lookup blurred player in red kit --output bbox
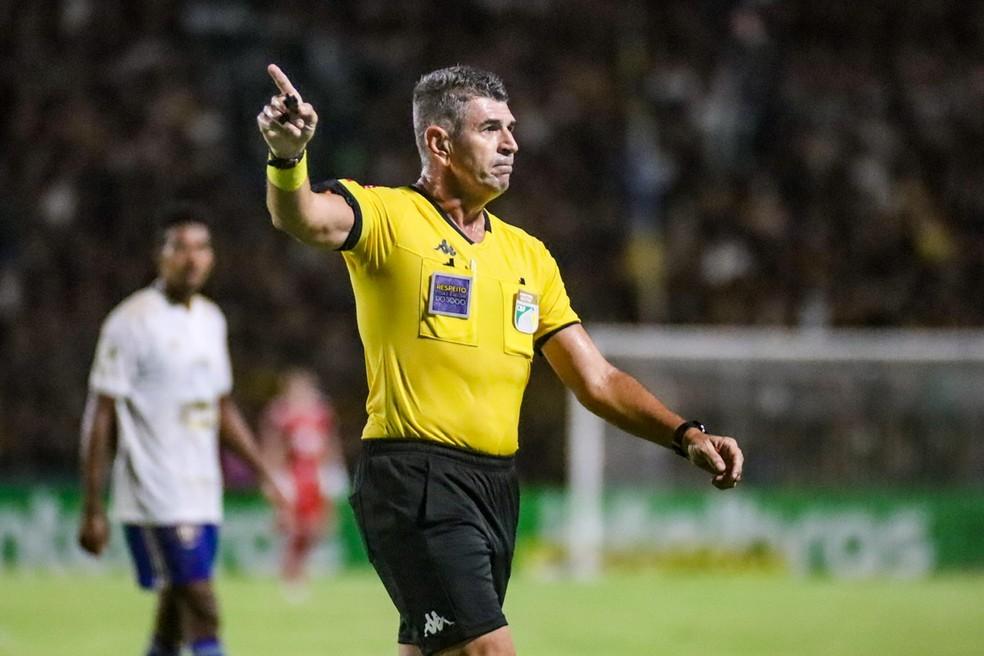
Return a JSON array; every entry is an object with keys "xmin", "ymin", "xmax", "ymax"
[{"xmin": 260, "ymin": 368, "xmax": 347, "ymax": 590}]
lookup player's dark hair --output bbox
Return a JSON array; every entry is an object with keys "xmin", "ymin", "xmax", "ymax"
[
  {"xmin": 154, "ymin": 202, "xmax": 212, "ymax": 252},
  {"xmin": 412, "ymin": 65, "xmax": 509, "ymax": 160}
]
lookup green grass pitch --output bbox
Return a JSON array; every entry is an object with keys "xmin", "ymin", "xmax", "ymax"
[{"xmin": 1, "ymin": 571, "xmax": 981, "ymax": 655}]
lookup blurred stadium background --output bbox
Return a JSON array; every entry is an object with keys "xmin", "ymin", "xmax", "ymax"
[{"xmin": 2, "ymin": 1, "xmax": 983, "ymax": 654}]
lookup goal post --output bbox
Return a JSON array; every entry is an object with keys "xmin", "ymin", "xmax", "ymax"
[{"xmin": 565, "ymin": 325, "xmax": 984, "ymax": 578}]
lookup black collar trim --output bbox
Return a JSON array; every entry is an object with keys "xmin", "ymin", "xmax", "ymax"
[{"xmin": 408, "ymin": 184, "xmax": 491, "ymax": 245}]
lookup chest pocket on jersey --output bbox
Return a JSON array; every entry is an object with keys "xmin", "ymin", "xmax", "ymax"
[
  {"xmin": 418, "ymin": 257, "xmax": 478, "ymax": 347},
  {"xmin": 501, "ymin": 281, "xmax": 536, "ymax": 359}
]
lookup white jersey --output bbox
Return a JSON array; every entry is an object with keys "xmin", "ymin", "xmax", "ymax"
[{"xmin": 87, "ymin": 284, "xmax": 232, "ymax": 524}]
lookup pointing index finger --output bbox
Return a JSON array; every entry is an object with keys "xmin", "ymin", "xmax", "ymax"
[{"xmin": 267, "ymin": 64, "xmax": 302, "ymax": 103}]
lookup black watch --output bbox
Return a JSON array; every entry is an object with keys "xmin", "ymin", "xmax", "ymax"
[
  {"xmin": 671, "ymin": 420, "xmax": 705, "ymax": 458},
  {"xmin": 267, "ymin": 150, "xmax": 305, "ymax": 169}
]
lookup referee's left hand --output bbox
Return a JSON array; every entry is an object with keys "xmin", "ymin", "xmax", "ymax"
[{"xmin": 683, "ymin": 431, "xmax": 743, "ymax": 489}]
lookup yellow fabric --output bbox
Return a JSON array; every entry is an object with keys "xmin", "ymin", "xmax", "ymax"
[
  {"xmin": 266, "ymin": 151, "xmax": 308, "ymax": 191},
  {"xmin": 332, "ymin": 179, "xmax": 580, "ymax": 456}
]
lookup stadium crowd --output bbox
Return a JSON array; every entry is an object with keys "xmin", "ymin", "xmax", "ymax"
[{"xmin": 1, "ymin": 0, "xmax": 982, "ymax": 480}]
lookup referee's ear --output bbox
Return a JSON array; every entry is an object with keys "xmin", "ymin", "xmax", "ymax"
[{"xmin": 424, "ymin": 125, "xmax": 452, "ymax": 165}]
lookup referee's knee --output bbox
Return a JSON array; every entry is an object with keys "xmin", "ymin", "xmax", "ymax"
[{"xmin": 448, "ymin": 626, "xmax": 516, "ymax": 656}]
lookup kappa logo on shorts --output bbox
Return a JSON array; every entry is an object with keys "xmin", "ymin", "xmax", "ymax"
[{"xmin": 423, "ymin": 611, "xmax": 455, "ymax": 637}]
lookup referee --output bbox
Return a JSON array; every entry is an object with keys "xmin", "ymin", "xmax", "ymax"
[{"xmin": 257, "ymin": 64, "xmax": 743, "ymax": 656}]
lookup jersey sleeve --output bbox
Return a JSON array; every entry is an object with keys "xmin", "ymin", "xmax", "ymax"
[
  {"xmin": 88, "ymin": 312, "xmax": 139, "ymax": 398},
  {"xmin": 533, "ymin": 244, "xmax": 581, "ymax": 351},
  {"xmin": 312, "ymin": 178, "xmax": 398, "ymax": 269}
]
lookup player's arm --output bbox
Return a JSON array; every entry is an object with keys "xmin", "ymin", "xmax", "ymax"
[
  {"xmin": 541, "ymin": 324, "xmax": 743, "ymax": 489},
  {"xmin": 258, "ymin": 407, "xmax": 287, "ymax": 473},
  {"xmin": 256, "ymin": 64, "xmax": 355, "ymax": 250},
  {"xmin": 218, "ymin": 396, "xmax": 287, "ymax": 507},
  {"xmin": 78, "ymin": 394, "xmax": 118, "ymax": 556}
]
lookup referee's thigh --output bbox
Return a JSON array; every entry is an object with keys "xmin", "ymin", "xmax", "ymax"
[{"xmin": 350, "ymin": 447, "xmax": 516, "ymax": 653}]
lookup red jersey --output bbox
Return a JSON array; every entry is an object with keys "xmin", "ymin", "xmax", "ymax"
[{"xmin": 263, "ymin": 396, "xmax": 337, "ymax": 514}]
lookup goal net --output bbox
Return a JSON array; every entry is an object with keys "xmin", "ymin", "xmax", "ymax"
[{"xmin": 565, "ymin": 325, "xmax": 984, "ymax": 577}]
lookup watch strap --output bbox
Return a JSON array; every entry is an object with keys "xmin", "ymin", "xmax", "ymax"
[
  {"xmin": 671, "ymin": 420, "xmax": 705, "ymax": 458},
  {"xmin": 267, "ymin": 150, "xmax": 306, "ymax": 169}
]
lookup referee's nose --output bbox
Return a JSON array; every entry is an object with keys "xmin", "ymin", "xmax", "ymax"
[{"xmin": 499, "ymin": 127, "xmax": 518, "ymax": 156}]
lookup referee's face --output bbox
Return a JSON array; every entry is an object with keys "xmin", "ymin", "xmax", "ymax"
[
  {"xmin": 449, "ymin": 97, "xmax": 518, "ymax": 200},
  {"xmin": 159, "ymin": 222, "xmax": 215, "ymax": 300}
]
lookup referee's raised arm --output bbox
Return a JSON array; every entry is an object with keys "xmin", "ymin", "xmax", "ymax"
[{"xmin": 257, "ymin": 64, "xmax": 355, "ymax": 250}]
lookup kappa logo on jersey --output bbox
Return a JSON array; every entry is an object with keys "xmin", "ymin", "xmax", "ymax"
[
  {"xmin": 423, "ymin": 611, "xmax": 455, "ymax": 637},
  {"xmin": 434, "ymin": 239, "xmax": 457, "ymax": 257}
]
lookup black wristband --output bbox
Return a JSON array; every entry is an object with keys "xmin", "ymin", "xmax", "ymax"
[
  {"xmin": 671, "ymin": 420, "xmax": 705, "ymax": 458},
  {"xmin": 267, "ymin": 150, "xmax": 305, "ymax": 169}
]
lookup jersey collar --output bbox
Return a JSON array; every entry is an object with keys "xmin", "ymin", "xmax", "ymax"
[
  {"xmin": 151, "ymin": 279, "xmax": 198, "ymax": 310},
  {"xmin": 408, "ymin": 183, "xmax": 491, "ymax": 245}
]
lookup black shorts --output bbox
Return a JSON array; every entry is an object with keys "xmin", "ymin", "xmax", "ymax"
[{"xmin": 349, "ymin": 438, "xmax": 519, "ymax": 655}]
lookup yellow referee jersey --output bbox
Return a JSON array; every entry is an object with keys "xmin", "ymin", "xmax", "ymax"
[{"xmin": 321, "ymin": 179, "xmax": 580, "ymax": 456}]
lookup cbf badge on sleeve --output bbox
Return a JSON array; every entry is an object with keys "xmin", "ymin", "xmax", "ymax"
[
  {"xmin": 513, "ymin": 291, "xmax": 539, "ymax": 334},
  {"xmin": 429, "ymin": 272, "xmax": 473, "ymax": 318}
]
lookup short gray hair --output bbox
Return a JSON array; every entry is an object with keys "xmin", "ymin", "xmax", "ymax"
[{"xmin": 412, "ymin": 65, "xmax": 509, "ymax": 160}]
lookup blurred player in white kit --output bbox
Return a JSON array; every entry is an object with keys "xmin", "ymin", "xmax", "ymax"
[{"xmin": 78, "ymin": 203, "xmax": 283, "ymax": 656}]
